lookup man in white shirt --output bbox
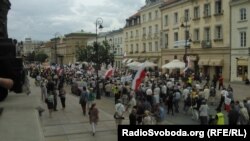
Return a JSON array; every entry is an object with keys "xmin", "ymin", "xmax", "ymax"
[{"xmin": 115, "ymin": 99, "xmax": 125, "ymax": 128}]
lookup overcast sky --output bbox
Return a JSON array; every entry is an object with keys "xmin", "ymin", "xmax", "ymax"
[{"xmin": 7, "ymin": 0, "xmax": 145, "ymax": 41}]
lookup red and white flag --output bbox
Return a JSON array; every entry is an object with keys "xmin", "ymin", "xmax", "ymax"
[
  {"xmin": 132, "ymin": 66, "xmax": 146, "ymax": 91},
  {"xmin": 104, "ymin": 68, "xmax": 114, "ymax": 79}
]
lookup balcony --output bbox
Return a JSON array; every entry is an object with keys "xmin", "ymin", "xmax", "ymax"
[
  {"xmin": 201, "ymin": 40, "xmax": 212, "ymax": 48},
  {"xmin": 134, "ymin": 51, "xmax": 139, "ymax": 53},
  {"xmin": 129, "ymin": 51, "xmax": 133, "ymax": 54}
]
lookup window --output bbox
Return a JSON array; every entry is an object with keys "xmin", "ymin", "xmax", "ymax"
[
  {"xmin": 148, "ymin": 12, "xmax": 152, "ymax": 21},
  {"xmin": 126, "ymin": 32, "xmax": 128, "ymax": 38},
  {"xmin": 143, "ymin": 43, "xmax": 146, "ymax": 52},
  {"xmin": 204, "ymin": 3, "xmax": 211, "ymax": 17},
  {"xmin": 164, "ymin": 15, "xmax": 168, "ymax": 26},
  {"xmin": 142, "ymin": 14, "xmax": 146, "ymax": 22},
  {"xmin": 136, "ymin": 44, "xmax": 139, "ymax": 52},
  {"xmin": 130, "ymin": 44, "xmax": 133, "ymax": 52},
  {"xmin": 194, "ymin": 29, "xmax": 200, "ymax": 41},
  {"xmin": 165, "ymin": 34, "xmax": 168, "ymax": 48},
  {"xmin": 136, "ymin": 30, "xmax": 139, "ymax": 37},
  {"xmin": 143, "ymin": 27, "xmax": 146, "ymax": 36},
  {"xmin": 240, "ymin": 31, "xmax": 246, "ymax": 47},
  {"xmin": 240, "ymin": 8, "xmax": 246, "ymax": 21},
  {"xmin": 215, "ymin": 0, "xmax": 222, "ymax": 14},
  {"xmin": 204, "ymin": 27, "xmax": 210, "ymax": 41},
  {"xmin": 215, "ymin": 25, "xmax": 222, "ymax": 39},
  {"xmin": 155, "ymin": 41, "xmax": 158, "ymax": 52},
  {"xmin": 155, "ymin": 24, "xmax": 158, "ymax": 33},
  {"xmin": 155, "ymin": 10, "xmax": 158, "ymax": 19},
  {"xmin": 184, "ymin": 9, "xmax": 189, "ymax": 21},
  {"xmin": 130, "ymin": 31, "xmax": 133, "ymax": 38},
  {"xmin": 149, "ymin": 26, "xmax": 152, "ymax": 34},
  {"xmin": 174, "ymin": 32, "xmax": 178, "ymax": 47},
  {"xmin": 174, "ymin": 12, "xmax": 178, "ymax": 24},
  {"xmin": 149, "ymin": 42, "xmax": 152, "ymax": 52},
  {"xmin": 194, "ymin": 6, "xmax": 200, "ymax": 19}
]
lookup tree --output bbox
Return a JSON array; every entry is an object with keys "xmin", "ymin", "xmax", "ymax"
[
  {"xmin": 76, "ymin": 40, "xmax": 113, "ymax": 68},
  {"xmin": 34, "ymin": 52, "xmax": 48, "ymax": 63}
]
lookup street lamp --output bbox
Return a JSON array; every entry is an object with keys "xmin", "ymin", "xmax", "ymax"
[
  {"xmin": 109, "ymin": 38, "xmax": 115, "ymax": 67},
  {"xmin": 95, "ymin": 18, "xmax": 103, "ymax": 99},
  {"xmin": 54, "ymin": 32, "xmax": 60, "ymax": 65},
  {"xmin": 180, "ymin": 17, "xmax": 192, "ymax": 70}
]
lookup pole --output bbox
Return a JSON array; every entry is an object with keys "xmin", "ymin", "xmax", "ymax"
[
  {"xmin": 184, "ymin": 19, "xmax": 188, "ymax": 68},
  {"xmin": 55, "ymin": 35, "xmax": 57, "ymax": 64},
  {"xmin": 95, "ymin": 18, "xmax": 103, "ymax": 99}
]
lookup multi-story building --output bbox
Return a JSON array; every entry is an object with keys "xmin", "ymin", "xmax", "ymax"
[
  {"xmin": 230, "ymin": 0, "xmax": 250, "ymax": 82},
  {"xmin": 108, "ymin": 29, "xmax": 124, "ymax": 68},
  {"xmin": 63, "ymin": 31, "xmax": 96, "ymax": 64},
  {"xmin": 124, "ymin": 0, "xmax": 163, "ymax": 66},
  {"xmin": 87, "ymin": 30, "xmax": 124, "ymax": 68},
  {"xmin": 161, "ymin": 0, "xmax": 231, "ymax": 81}
]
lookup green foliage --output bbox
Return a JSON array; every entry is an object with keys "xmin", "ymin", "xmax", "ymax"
[
  {"xmin": 34, "ymin": 52, "xmax": 48, "ymax": 62},
  {"xmin": 76, "ymin": 40, "xmax": 114, "ymax": 68}
]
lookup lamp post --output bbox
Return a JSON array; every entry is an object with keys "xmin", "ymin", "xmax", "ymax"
[
  {"xmin": 180, "ymin": 17, "xmax": 191, "ymax": 70},
  {"xmin": 54, "ymin": 32, "xmax": 60, "ymax": 65},
  {"xmin": 95, "ymin": 18, "xmax": 103, "ymax": 99},
  {"xmin": 109, "ymin": 38, "xmax": 115, "ymax": 67}
]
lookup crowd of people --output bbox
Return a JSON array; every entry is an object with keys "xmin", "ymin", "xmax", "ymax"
[{"xmin": 27, "ymin": 63, "xmax": 250, "ymax": 134}]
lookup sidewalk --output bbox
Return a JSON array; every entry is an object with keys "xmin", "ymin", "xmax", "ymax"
[
  {"xmin": 40, "ymin": 89, "xmax": 120, "ymax": 141},
  {"xmin": 0, "ymin": 89, "xmax": 44, "ymax": 141}
]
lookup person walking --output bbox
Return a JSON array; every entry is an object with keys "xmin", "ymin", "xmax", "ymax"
[
  {"xmin": 46, "ymin": 93, "xmax": 54, "ymax": 118},
  {"xmin": 58, "ymin": 87, "xmax": 66, "ymax": 110},
  {"xmin": 114, "ymin": 99, "xmax": 125, "ymax": 128},
  {"xmin": 79, "ymin": 86, "xmax": 89, "ymax": 116},
  {"xmin": 46, "ymin": 76, "xmax": 58, "ymax": 111},
  {"xmin": 89, "ymin": 103, "xmax": 99, "ymax": 136},
  {"xmin": 199, "ymin": 100, "xmax": 209, "ymax": 125}
]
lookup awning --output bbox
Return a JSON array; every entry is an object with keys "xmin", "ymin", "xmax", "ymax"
[
  {"xmin": 198, "ymin": 59, "xmax": 209, "ymax": 66},
  {"xmin": 209, "ymin": 59, "xmax": 223, "ymax": 66},
  {"xmin": 238, "ymin": 59, "xmax": 248, "ymax": 66},
  {"xmin": 138, "ymin": 58, "xmax": 146, "ymax": 62},
  {"xmin": 122, "ymin": 58, "xmax": 128, "ymax": 64},
  {"xmin": 150, "ymin": 58, "xmax": 159, "ymax": 63}
]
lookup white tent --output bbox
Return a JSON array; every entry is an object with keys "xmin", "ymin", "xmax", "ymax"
[{"xmin": 162, "ymin": 59, "xmax": 185, "ymax": 69}]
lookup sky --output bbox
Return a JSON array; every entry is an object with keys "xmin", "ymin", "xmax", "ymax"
[{"xmin": 7, "ymin": 0, "xmax": 145, "ymax": 41}]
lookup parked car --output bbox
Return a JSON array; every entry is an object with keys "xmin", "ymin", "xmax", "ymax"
[{"xmin": 71, "ymin": 81, "xmax": 85, "ymax": 96}]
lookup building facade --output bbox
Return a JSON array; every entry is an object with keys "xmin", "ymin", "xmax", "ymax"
[
  {"xmin": 230, "ymin": 0, "xmax": 250, "ymax": 82},
  {"xmin": 124, "ymin": 0, "xmax": 164, "ymax": 67},
  {"xmin": 63, "ymin": 31, "xmax": 96, "ymax": 64},
  {"xmin": 161, "ymin": 0, "xmax": 231, "ymax": 81}
]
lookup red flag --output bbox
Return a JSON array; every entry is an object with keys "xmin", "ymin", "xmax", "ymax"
[
  {"xmin": 104, "ymin": 68, "xmax": 113, "ymax": 79},
  {"xmin": 132, "ymin": 67, "xmax": 146, "ymax": 91}
]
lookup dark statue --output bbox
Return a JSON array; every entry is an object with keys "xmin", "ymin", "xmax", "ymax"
[
  {"xmin": 0, "ymin": 0, "xmax": 11, "ymax": 38},
  {"xmin": 0, "ymin": 0, "xmax": 25, "ymax": 102}
]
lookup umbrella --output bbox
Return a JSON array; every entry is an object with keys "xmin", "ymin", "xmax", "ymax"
[
  {"xmin": 162, "ymin": 59, "xmax": 185, "ymax": 69},
  {"xmin": 126, "ymin": 61, "xmax": 142, "ymax": 70}
]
